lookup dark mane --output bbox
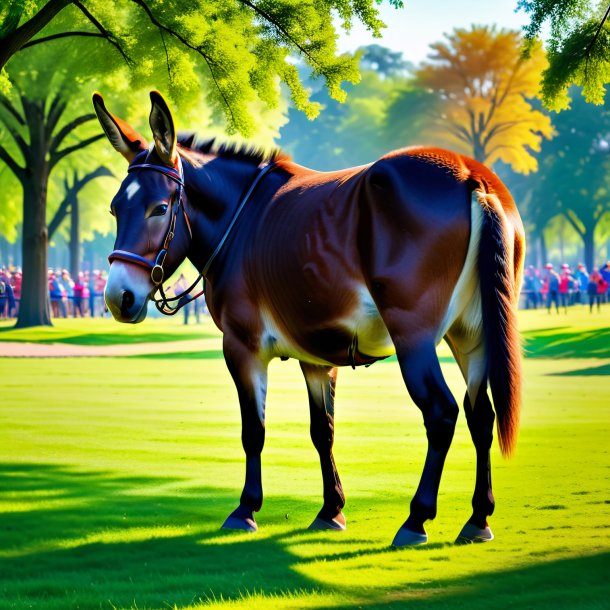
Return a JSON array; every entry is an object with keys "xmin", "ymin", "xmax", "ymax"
[{"xmin": 177, "ymin": 132, "xmax": 288, "ymax": 165}]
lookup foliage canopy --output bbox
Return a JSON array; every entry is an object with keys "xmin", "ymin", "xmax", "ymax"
[
  {"xmin": 518, "ymin": 0, "xmax": 610, "ymax": 110},
  {"xmin": 0, "ymin": 0, "xmax": 403, "ymax": 136}
]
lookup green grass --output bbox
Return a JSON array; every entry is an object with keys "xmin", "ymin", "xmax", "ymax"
[{"xmin": 0, "ymin": 308, "xmax": 608, "ymax": 609}]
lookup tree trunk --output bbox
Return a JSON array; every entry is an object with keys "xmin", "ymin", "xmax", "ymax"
[
  {"xmin": 558, "ymin": 217, "xmax": 565, "ymax": 263},
  {"xmin": 583, "ymin": 225, "xmax": 596, "ymax": 272},
  {"xmin": 15, "ymin": 99, "xmax": 52, "ymax": 328},
  {"xmin": 539, "ymin": 230, "xmax": 548, "ymax": 267},
  {"xmin": 16, "ymin": 175, "xmax": 51, "ymax": 327},
  {"xmin": 69, "ymin": 195, "xmax": 80, "ymax": 278},
  {"xmin": 526, "ymin": 229, "xmax": 539, "ymax": 267}
]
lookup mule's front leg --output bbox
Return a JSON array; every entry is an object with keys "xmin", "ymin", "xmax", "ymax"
[
  {"xmin": 300, "ymin": 363, "xmax": 346, "ymax": 531},
  {"xmin": 221, "ymin": 334, "xmax": 268, "ymax": 532}
]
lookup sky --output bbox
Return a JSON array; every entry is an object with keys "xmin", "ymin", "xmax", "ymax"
[{"xmin": 336, "ymin": 0, "xmax": 532, "ymax": 63}]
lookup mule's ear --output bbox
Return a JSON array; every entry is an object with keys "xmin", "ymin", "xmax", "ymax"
[
  {"xmin": 149, "ymin": 90, "xmax": 177, "ymax": 166},
  {"xmin": 92, "ymin": 92, "xmax": 148, "ymax": 162}
]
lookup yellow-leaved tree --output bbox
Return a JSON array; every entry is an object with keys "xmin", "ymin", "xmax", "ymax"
[{"xmin": 414, "ymin": 25, "xmax": 554, "ymax": 174}]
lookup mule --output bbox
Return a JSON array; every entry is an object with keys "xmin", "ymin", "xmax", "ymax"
[{"xmin": 93, "ymin": 90, "xmax": 524, "ymax": 545}]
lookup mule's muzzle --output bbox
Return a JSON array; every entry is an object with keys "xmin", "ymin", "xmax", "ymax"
[
  {"xmin": 106, "ymin": 287, "xmax": 148, "ymax": 323},
  {"xmin": 120, "ymin": 289, "xmax": 135, "ymax": 316},
  {"xmin": 105, "ymin": 261, "xmax": 152, "ymax": 323}
]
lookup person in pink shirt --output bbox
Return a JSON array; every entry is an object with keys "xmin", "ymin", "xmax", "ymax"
[{"xmin": 558, "ymin": 264, "xmax": 572, "ymax": 312}]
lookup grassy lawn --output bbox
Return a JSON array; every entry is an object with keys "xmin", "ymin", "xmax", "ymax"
[
  {"xmin": 0, "ymin": 316, "xmax": 215, "ymax": 345},
  {"xmin": 0, "ymin": 308, "xmax": 608, "ymax": 609}
]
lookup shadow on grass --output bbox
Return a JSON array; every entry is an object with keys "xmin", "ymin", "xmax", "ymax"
[
  {"xmin": 549, "ymin": 362, "xmax": 610, "ymax": 377},
  {"xmin": 316, "ymin": 552, "xmax": 609, "ymax": 609},
  {"xmin": 1, "ymin": 463, "xmax": 608, "ymax": 609},
  {"xmin": 0, "ymin": 463, "xmax": 342, "ymax": 609},
  {"xmin": 522, "ymin": 327, "xmax": 610, "ymax": 359}
]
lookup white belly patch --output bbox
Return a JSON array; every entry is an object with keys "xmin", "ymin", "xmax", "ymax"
[
  {"xmin": 258, "ymin": 287, "xmax": 394, "ymax": 365},
  {"xmin": 339, "ymin": 286, "xmax": 395, "ymax": 358}
]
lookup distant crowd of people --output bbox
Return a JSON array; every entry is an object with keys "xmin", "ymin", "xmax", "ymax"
[
  {"xmin": 0, "ymin": 266, "xmax": 207, "ymax": 323},
  {"xmin": 47, "ymin": 269, "xmax": 108, "ymax": 318},
  {"xmin": 0, "ymin": 267, "xmax": 110, "ymax": 319},
  {"xmin": 2, "ymin": 261, "xmax": 609, "ymax": 321},
  {"xmin": 522, "ymin": 262, "xmax": 610, "ymax": 313}
]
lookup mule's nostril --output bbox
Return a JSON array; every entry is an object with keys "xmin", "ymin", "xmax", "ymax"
[{"xmin": 121, "ymin": 289, "xmax": 135, "ymax": 314}]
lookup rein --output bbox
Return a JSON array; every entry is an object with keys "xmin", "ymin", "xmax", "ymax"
[{"xmin": 108, "ymin": 156, "xmax": 275, "ymax": 315}]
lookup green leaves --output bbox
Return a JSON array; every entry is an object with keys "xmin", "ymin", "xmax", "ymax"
[
  {"xmin": 0, "ymin": 0, "xmax": 398, "ymax": 136},
  {"xmin": 519, "ymin": 0, "xmax": 610, "ymax": 109},
  {"xmin": 541, "ymin": 17, "xmax": 610, "ymax": 110}
]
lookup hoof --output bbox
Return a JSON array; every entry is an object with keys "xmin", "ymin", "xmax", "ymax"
[
  {"xmin": 309, "ymin": 511, "xmax": 346, "ymax": 531},
  {"xmin": 392, "ymin": 526, "xmax": 428, "ymax": 547},
  {"xmin": 455, "ymin": 522, "xmax": 494, "ymax": 544},
  {"xmin": 221, "ymin": 507, "xmax": 257, "ymax": 532}
]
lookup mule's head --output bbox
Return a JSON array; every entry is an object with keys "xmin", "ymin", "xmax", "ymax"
[{"xmin": 93, "ymin": 91, "xmax": 190, "ymax": 323}]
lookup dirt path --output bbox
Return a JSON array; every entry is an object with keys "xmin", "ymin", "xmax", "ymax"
[{"xmin": 0, "ymin": 338, "xmax": 222, "ymax": 358}]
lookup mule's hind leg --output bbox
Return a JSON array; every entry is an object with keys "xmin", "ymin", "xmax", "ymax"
[
  {"xmin": 301, "ymin": 363, "xmax": 346, "ymax": 530},
  {"xmin": 392, "ymin": 342, "xmax": 459, "ymax": 547},
  {"xmin": 446, "ymin": 337, "xmax": 496, "ymax": 543},
  {"xmin": 455, "ymin": 387, "xmax": 495, "ymax": 543},
  {"xmin": 221, "ymin": 334, "xmax": 268, "ymax": 532}
]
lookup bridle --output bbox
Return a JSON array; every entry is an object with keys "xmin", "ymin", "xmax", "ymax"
[{"xmin": 108, "ymin": 154, "xmax": 275, "ymax": 315}]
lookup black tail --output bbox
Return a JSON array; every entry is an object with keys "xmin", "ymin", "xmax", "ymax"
[{"xmin": 477, "ymin": 195, "xmax": 522, "ymax": 457}]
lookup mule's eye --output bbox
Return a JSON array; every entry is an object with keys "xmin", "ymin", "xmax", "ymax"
[{"xmin": 150, "ymin": 204, "xmax": 168, "ymax": 217}]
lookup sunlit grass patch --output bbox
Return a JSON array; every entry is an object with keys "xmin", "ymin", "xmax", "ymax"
[{"xmin": 0, "ymin": 309, "xmax": 608, "ymax": 608}]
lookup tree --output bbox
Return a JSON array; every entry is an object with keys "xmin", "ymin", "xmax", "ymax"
[
  {"xmin": 412, "ymin": 26, "xmax": 554, "ymax": 173},
  {"xmin": 47, "ymin": 166, "xmax": 113, "ymax": 277},
  {"xmin": 383, "ymin": 86, "xmax": 440, "ymax": 151},
  {"xmin": 0, "ymin": 23, "xmax": 125, "ymax": 327},
  {"xmin": 358, "ymin": 43, "xmax": 412, "ymax": 78},
  {"xmin": 518, "ymin": 0, "xmax": 610, "ymax": 110},
  {"xmin": 531, "ymin": 88, "xmax": 610, "ymax": 270},
  {"xmin": 0, "ymin": 0, "xmax": 404, "ymax": 135},
  {"xmin": 0, "ymin": 93, "xmax": 105, "ymax": 326},
  {"xmin": 499, "ymin": 87, "xmax": 610, "ymax": 270},
  {"xmin": 280, "ymin": 50, "xmax": 404, "ymax": 169}
]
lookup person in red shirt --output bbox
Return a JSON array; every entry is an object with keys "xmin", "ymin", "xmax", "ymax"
[
  {"xmin": 73, "ymin": 272, "xmax": 85, "ymax": 317},
  {"xmin": 588, "ymin": 267, "xmax": 605, "ymax": 313}
]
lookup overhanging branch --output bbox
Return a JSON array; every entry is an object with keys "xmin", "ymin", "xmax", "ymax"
[
  {"xmin": 72, "ymin": 0, "xmax": 133, "ymax": 66},
  {"xmin": 49, "ymin": 165, "xmax": 113, "ymax": 238},
  {"xmin": 0, "ymin": 143, "xmax": 25, "ymax": 182},
  {"xmin": 236, "ymin": 0, "xmax": 321, "ymax": 70},
  {"xmin": 585, "ymin": 3, "xmax": 610, "ymax": 59},
  {"xmin": 563, "ymin": 209, "xmax": 585, "ymax": 238},
  {"xmin": 50, "ymin": 132, "xmax": 105, "ymax": 168},
  {"xmin": 50, "ymin": 113, "xmax": 97, "ymax": 154},
  {"xmin": 128, "ymin": 0, "xmax": 237, "ymax": 127},
  {"xmin": 0, "ymin": 96, "xmax": 25, "ymax": 126},
  {"xmin": 0, "ymin": 0, "xmax": 71, "ymax": 72},
  {"xmin": 21, "ymin": 31, "xmax": 107, "ymax": 49}
]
